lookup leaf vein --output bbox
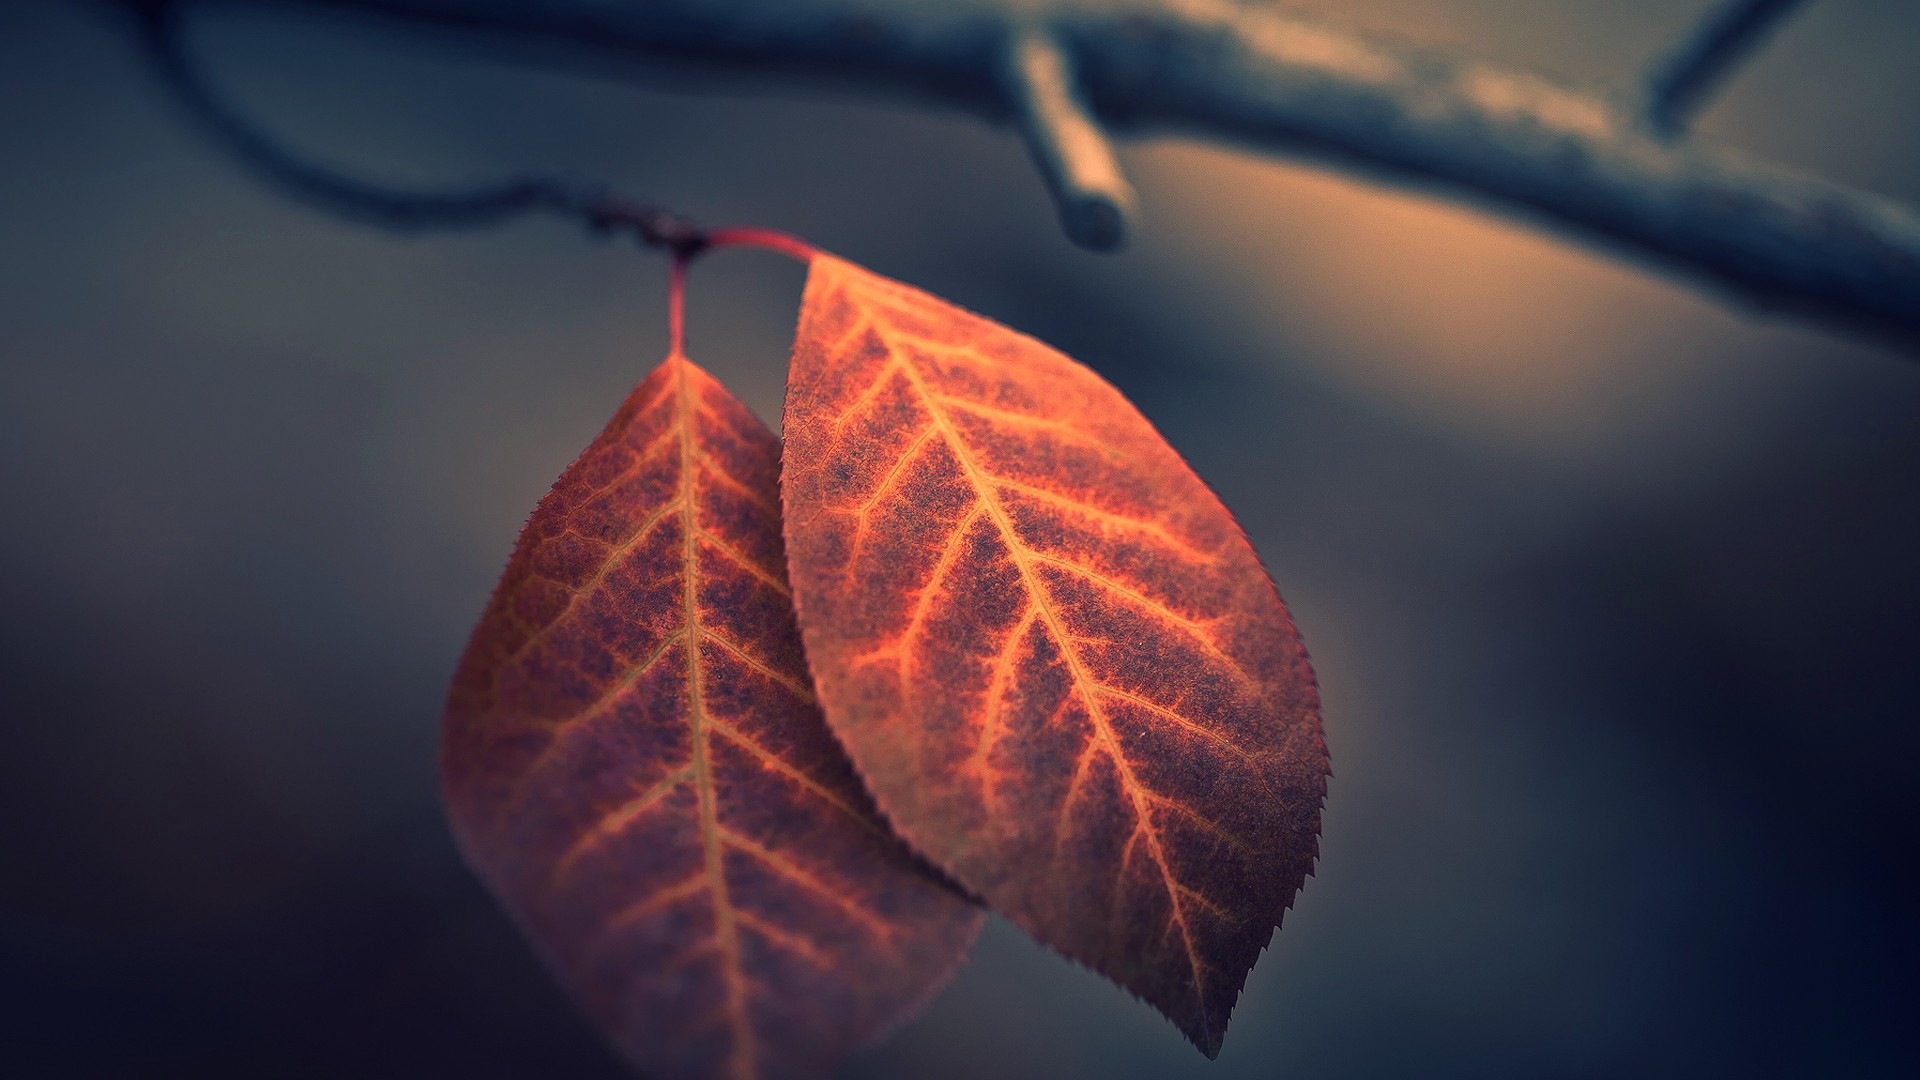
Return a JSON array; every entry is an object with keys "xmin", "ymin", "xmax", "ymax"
[
  {"xmin": 697, "ymin": 525, "xmax": 792, "ymax": 598},
  {"xmin": 505, "ymin": 629, "xmax": 687, "ymax": 814},
  {"xmin": 549, "ymin": 765, "xmax": 695, "ymax": 889},
  {"xmin": 872, "ymin": 321, "xmax": 1212, "ymax": 1021},
  {"xmin": 494, "ymin": 494, "xmax": 684, "ymax": 675},
  {"xmin": 1027, "ymin": 552, "xmax": 1253, "ymax": 688},
  {"xmin": 1090, "ymin": 681, "xmax": 1269, "ymax": 780},
  {"xmin": 931, "ymin": 394, "xmax": 1126, "ymax": 459},
  {"xmin": 704, "ymin": 715, "xmax": 880, "ymax": 837},
  {"xmin": 677, "ymin": 362, "xmax": 756, "ymax": 1080},
  {"xmin": 1139, "ymin": 789, "xmax": 1259, "ymax": 861},
  {"xmin": 718, "ymin": 828, "xmax": 897, "ymax": 943},
  {"xmin": 971, "ymin": 603, "xmax": 1041, "ymax": 810},
  {"xmin": 895, "ymin": 501, "xmax": 986, "ymax": 672},
  {"xmin": 733, "ymin": 909, "xmax": 834, "ymax": 969},
  {"xmin": 600, "ymin": 873, "xmax": 711, "ymax": 937},
  {"xmin": 990, "ymin": 475, "xmax": 1220, "ymax": 565},
  {"xmin": 696, "ymin": 448, "xmax": 779, "ymax": 516},
  {"xmin": 832, "ymin": 354, "xmax": 904, "ymax": 434},
  {"xmin": 701, "ymin": 627, "xmax": 816, "ymax": 704}
]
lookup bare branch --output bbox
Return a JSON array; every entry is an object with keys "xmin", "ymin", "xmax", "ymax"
[
  {"xmin": 1645, "ymin": 0, "xmax": 1812, "ymax": 137},
  {"xmin": 127, "ymin": 0, "xmax": 707, "ymax": 249},
  {"xmin": 121, "ymin": 0, "xmax": 1920, "ymax": 349},
  {"xmin": 1000, "ymin": 26, "xmax": 1136, "ymax": 251}
]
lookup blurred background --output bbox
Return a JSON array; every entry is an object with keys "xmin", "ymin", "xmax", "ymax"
[{"xmin": 3, "ymin": 1, "xmax": 1917, "ymax": 1077}]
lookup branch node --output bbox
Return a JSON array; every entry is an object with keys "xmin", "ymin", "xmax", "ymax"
[{"xmin": 1000, "ymin": 26, "xmax": 1137, "ymax": 252}]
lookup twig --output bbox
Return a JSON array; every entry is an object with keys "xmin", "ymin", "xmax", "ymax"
[
  {"xmin": 1645, "ymin": 0, "xmax": 1812, "ymax": 137},
  {"xmin": 1000, "ymin": 26, "xmax": 1136, "ymax": 251},
  {"xmin": 128, "ymin": 0, "xmax": 707, "ymax": 251},
  {"xmin": 114, "ymin": 0, "xmax": 1920, "ymax": 349}
]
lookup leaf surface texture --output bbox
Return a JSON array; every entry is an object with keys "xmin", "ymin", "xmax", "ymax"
[
  {"xmin": 442, "ymin": 354, "xmax": 981, "ymax": 1080},
  {"xmin": 781, "ymin": 256, "xmax": 1327, "ymax": 1055}
]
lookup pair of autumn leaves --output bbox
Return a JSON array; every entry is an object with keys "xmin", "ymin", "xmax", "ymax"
[{"xmin": 440, "ymin": 248, "xmax": 1328, "ymax": 1080}]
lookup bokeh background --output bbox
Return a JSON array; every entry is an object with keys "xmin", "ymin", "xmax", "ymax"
[{"xmin": 4, "ymin": 1, "xmax": 1917, "ymax": 1077}]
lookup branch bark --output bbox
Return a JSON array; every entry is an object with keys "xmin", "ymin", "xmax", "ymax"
[
  {"xmin": 1645, "ymin": 0, "xmax": 1811, "ymax": 137},
  {"xmin": 148, "ymin": 0, "xmax": 1920, "ymax": 349}
]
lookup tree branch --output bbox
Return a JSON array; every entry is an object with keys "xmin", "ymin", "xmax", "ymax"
[
  {"xmin": 1000, "ymin": 25, "xmax": 1136, "ymax": 252},
  {"xmin": 1645, "ymin": 0, "xmax": 1811, "ymax": 138},
  {"xmin": 127, "ymin": 0, "xmax": 1920, "ymax": 350},
  {"xmin": 129, "ymin": 0, "xmax": 710, "ymax": 249}
]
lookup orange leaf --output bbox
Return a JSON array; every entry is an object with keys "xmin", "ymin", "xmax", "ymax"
[
  {"xmin": 441, "ymin": 354, "xmax": 982, "ymax": 1080},
  {"xmin": 780, "ymin": 255, "xmax": 1328, "ymax": 1055}
]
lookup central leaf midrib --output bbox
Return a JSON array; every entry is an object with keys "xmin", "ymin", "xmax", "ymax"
[
  {"xmin": 676, "ymin": 359, "xmax": 757, "ymax": 1080},
  {"xmin": 869, "ymin": 317, "xmax": 1213, "ymax": 1032}
]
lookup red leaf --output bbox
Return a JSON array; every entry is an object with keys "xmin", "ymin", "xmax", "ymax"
[
  {"xmin": 441, "ymin": 354, "xmax": 982, "ymax": 1080},
  {"xmin": 780, "ymin": 255, "xmax": 1327, "ymax": 1055}
]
